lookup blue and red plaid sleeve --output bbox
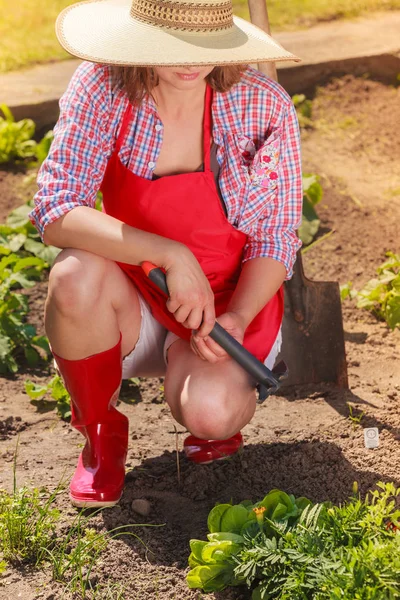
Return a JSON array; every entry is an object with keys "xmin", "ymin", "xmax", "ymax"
[
  {"xmin": 29, "ymin": 62, "xmax": 116, "ymax": 239},
  {"xmin": 242, "ymin": 97, "xmax": 302, "ymax": 278}
]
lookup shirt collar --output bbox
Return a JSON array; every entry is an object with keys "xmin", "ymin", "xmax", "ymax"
[{"xmin": 142, "ymin": 93, "xmax": 158, "ymax": 115}]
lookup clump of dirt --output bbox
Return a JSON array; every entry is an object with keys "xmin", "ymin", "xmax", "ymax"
[
  {"xmin": 0, "ymin": 75, "xmax": 399, "ymax": 600},
  {"xmin": 0, "ymin": 415, "xmax": 25, "ymax": 440}
]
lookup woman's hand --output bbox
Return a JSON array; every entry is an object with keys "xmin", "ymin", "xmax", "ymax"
[
  {"xmin": 163, "ymin": 246, "xmax": 215, "ymax": 336},
  {"xmin": 190, "ymin": 311, "xmax": 246, "ymax": 363}
]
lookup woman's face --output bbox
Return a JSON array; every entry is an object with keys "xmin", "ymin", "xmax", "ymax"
[{"xmin": 153, "ymin": 66, "xmax": 215, "ymax": 91}]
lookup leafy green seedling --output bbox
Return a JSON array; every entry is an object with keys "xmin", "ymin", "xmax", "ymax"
[
  {"xmin": 346, "ymin": 402, "xmax": 365, "ymax": 430},
  {"xmin": 292, "ymin": 94, "xmax": 313, "ymax": 128},
  {"xmin": 344, "ymin": 252, "xmax": 400, "ymax": 330},
  {"xmin": 0, "ymin": 253, "xmax": 50, "ymax": 373},
  {"xmin": 0, "ymin": 104, "xmax": 53, "ymax": 166},
  {"xmin": 299, "ymin": 174, "xmax": 323, "ymax": 246},
  {"xmin": 25, "ymin": 375, "xmax": 71, "ymax": 420},
  {"xmin": 356, "ymin": 252, "xmax": 400, "ymax": 330}
]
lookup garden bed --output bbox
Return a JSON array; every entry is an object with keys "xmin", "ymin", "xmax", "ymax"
[{"xmin": 0, "ymin": 75, "xmax": 399, "ymax": 599}]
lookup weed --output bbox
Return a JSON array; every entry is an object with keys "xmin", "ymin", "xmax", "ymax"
[
  {"xmin": 346, "ymin": 402, "xmax": 365, "ymax": 429},
  {"xmin": 92, "ymin": 580, "xmax": 127, "ymax": 599},
  {"xmin": 337, "ymin": 116, "xmax": 359, "ymax": 129},
  {"xmin": 0, "ymin": 201, "xmax": 59, "ymax": 374},
  {"xmin": 0, "ymin": 441, "xmax": 64, "ymax": 565},
  {"xmin": 292, "ymin": 94, "xmax": 313, "ymax": 128},
  {"xmin": 384, "ymin": 187, "xmax": 400, "ymax": 198},
  {"xmin": 298, "ymin": 174, "xmax": 323, "ymax": 245},
  {"xmin": 355, "ymin": 253, "xmax": 400, "ymax": 330},
  {"xmin": 1, "ymin": 441, "xmax": 164, "ymax": 598},
  {"xmin": 0, "ymin": 105, "xmax": 53, "ymax": 166},
  {"xmin": 25, "ymin": 374, "xmax": 71, "ymax": 420}
]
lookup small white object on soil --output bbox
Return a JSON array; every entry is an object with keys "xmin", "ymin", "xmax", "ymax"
[
  {"xmin": 364, "ymin": 427, "xmax": 380, "ymax": 449},
  {"xmin": 131, "ymin": 498, "xmax": 151, "ymax": 516}
]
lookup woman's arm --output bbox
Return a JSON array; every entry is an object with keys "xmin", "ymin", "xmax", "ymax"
[
  {"xmin": 226, "ymin": 256, "xmax": 286, "ymax": 328},
  {"xmin": 43, "ymin": 205, "xmax": 176, "ymax": 267}
]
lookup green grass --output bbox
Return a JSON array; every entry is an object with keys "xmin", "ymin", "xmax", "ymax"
[
  {"xmin": 0, "ymin": 0, "xmax": 78, "ymax": 72},
  {"xmin": 1, "ymin": 0, "xmax": 400, "ymax": 73},
  {"xmin": 234, "ymin": 0, "xmax": 400, "ymax": 26}
]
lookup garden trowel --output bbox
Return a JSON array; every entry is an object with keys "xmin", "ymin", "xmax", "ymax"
[{"xmin": 248, "ymin": 0, "xmax": 348, "ymax": 388}]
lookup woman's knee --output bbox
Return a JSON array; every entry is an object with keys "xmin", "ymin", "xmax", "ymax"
[
  {"xmin": 169, "ymin": 379, "xmax": 256, "ymax": 440},
  {"xmin": 47, "ymin": 249, "xmax": 111, "ymax": 317}
]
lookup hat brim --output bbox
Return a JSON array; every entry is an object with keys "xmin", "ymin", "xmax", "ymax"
[{"xmin": 56, "ymin": 0, "xmax": 300, "ymax": 66}]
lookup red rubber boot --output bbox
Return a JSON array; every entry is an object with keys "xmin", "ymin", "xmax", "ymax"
[
  {"xmin": 183, "ymin": 432, "xmax": 243, "ymax": 464},
  {"xmin": 53, "ymin": 335, "xmax": 128, "ymax": 508}
]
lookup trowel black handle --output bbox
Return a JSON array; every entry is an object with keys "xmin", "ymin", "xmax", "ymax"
[{"xmin": 141, "ymin": 262, "xmax": 287, "ymax": 396}]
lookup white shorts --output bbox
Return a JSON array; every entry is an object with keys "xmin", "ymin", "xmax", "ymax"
[{"xmin": 122, "ymin": 293, "xmax": 282, "ymax": 380}]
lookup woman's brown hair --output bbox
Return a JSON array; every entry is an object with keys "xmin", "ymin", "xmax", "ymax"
[{"xmin": 110, "ymin": 65, "xmax": 246, "ymax": 106}]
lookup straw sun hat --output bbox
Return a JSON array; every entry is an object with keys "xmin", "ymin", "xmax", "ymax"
[{"xmin": 56, "ymin": 0, "xmax": 300, "ymax": 66}]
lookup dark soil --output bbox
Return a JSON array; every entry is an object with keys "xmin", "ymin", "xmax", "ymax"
[{"xmin": 0, "ymin": 76, "xmax": 399, "ymax": 600}]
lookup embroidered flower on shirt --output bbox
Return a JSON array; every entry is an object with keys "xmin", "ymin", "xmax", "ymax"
[
  {"xmin": 249, "ymin": 136, "xmax": 280, "ymax": 190},
  {"xmin": 238, "ymin": 137, "xmax": 256, "ymax": 164}
]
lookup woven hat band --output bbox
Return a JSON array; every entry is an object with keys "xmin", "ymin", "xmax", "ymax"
[{"xmin": 130, "ymin": 0, "xmax": 234, "ymax": 32}]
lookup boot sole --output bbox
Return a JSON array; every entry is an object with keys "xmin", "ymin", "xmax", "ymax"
[{"xmin": 70, "ymin": 493, "xmax": 121, "ymax": 508}]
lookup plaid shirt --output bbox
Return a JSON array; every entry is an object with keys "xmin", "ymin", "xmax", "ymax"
[{"xmin": 30, "ymin": 62, "xmax": 302, "ymax": 277}]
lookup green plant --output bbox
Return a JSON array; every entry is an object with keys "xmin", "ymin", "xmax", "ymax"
[
  {"xmin": 187, "ymin": 490, "xmax": 311, "ymax": 592},
  {"xmin": 47, "ymin": 516, "xmax": 109, "ymax": 598},
  {"xmin": 347, "ymin": 402, "xmax": 365, "ymax": 429},
  {"xmin": 0, "ymin": 486, "xmax": 62, "ymax": 565},
  {"xmin": 93, "ymin": 581, "xmax": 127, "ymax": 599},
  {"xmin": 0, "ymin": 201, "xmax": 60, "ymax": 373},
  {"xmin": 187, "ymin": 483, "xmax": 400, "ymax": 599},
  {"xmin": 356, "ymin": 252, "xmax": 400, "ymax": 330},
  {"xmin": 92, "ymin": 581, "xmax": 127, "ymax": 599},
  {"xmin": 0, "ymin": 104, "xmax": 54, "ymax": 165},
  {"xmin": 299, "ymin": 174, "xmax": 323, "ymax": 246},
  {"xmin": 0, "ymin": 253, "xmax": 50, "ymax": 373},
  {"xmin": 46, "ymin": 510, "xmax": 162, "ymax": 599},
  {"xmin": 0, "ymin": 446, "xmax": 63, "ymax": 566},
  {"xmin": 3, "ymin": 201, "xmax": 60, "ymax": 264},
  {"xmin": 25, "ymin": 375, "xmax": 71, "ymax": 420},
  {"xmin": 340, "ymin": 282, "xmax": 357, "ymax": 301},
  {"xmin": 292, "ymin": 94, "xmax": 313, "ymax": 128},
  {"xmin": 1, "ymin": 443, "xmax": 163, "ymax": 598}
]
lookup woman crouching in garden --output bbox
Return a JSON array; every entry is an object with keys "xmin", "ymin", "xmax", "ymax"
[{"xmin": 30, "ymin": 0, "xmax": 303, "ymax": 507}]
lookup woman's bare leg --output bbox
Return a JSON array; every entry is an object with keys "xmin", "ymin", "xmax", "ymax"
[
  {"xmin": 45, "ymin": 248, "xmax": 141, "ymax": 358},
  {"xmin": 164, "ymin": 339, "xmax": 257, "ymax": 440},
  {"xmin": 45, "ymin": 248, "xmax": 143, "ymax": 506}
]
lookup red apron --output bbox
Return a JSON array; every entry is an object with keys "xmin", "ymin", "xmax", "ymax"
[{"xmin": 101, "ymin": 86, "xmax": 283, "ymax": 363}]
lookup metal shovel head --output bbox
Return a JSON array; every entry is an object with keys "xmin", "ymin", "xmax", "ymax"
[{"xmin": 278, "ymin": 255, "xmax": 348, "ymax": 388}]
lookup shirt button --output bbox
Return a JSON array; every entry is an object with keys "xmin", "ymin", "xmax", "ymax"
[
  {"xmin": 148, "ymin": 161, "xmax": 156, "ymax": 169},
  {"xmin": 155, "ymin": 124, "xmax": 162, "ymax": 132}
]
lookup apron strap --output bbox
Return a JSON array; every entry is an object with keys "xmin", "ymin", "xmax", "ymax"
[
  {"xmin": 203, "ymin": 85, "xmax": 213, "ymax": 173},
  {"xmin": 115, "ymin": 102, "xmax": 133, "ymax": 153}
]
